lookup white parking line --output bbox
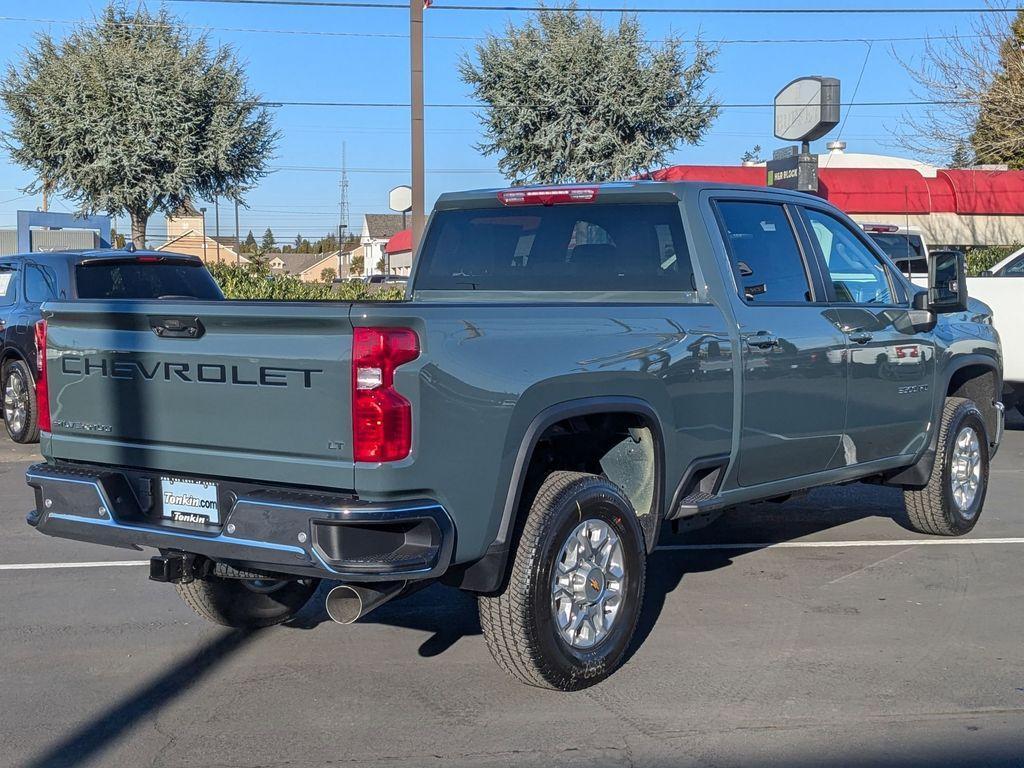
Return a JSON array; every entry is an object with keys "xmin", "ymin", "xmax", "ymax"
[
  {"xmin": 658, "ymin": 537, "xmax": 1024, "ymax": 551},
  {"xmin": 2, "ymin": 537, "xmax": 1023, "ymax": 571},
  {"xmin": 0, "ymin": 560, "xmax": 149, "ymax": 571}
]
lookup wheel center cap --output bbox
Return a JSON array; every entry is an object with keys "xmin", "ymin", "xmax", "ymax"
[{"xmin": 583, "ymin": 567, "xmax": 605, "ymax": 602}]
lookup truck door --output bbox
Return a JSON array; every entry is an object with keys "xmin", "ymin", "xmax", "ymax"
[
  {"xmin": 799, "ymin": 206, "xmax": 936, "ymax": 464},
  {"xmin": 713, "ymin": 199, "xmax": 848, "ymax": 487}
]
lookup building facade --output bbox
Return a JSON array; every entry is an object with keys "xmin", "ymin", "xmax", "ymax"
[{"xmin": 359, "ymin": 214, "xmax": 406, "ymax": 276}]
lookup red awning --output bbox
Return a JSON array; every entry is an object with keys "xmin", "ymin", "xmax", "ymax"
[
  {"xmin": 385, "ymin": 228, "xmax": 411, "ymax": 254},
  {"xmin": 649, "ymin": 164, "xmax": 1024, "ymax": 216},
  {"xmin": 817, "ymin": 168, "xmax": 936, "ymax": 214}
]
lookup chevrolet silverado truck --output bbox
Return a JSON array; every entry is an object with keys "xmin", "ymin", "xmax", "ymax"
[{"xmin": 26, "ymin": 182, "xmax": 1003, "ymax": 690}]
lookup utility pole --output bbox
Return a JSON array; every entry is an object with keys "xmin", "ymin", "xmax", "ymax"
[
  {"xmin": 234, "ymin": 198, "xmax": 241, "ymax": 266},
  {"xmin": 200, "ymin": 207, "xmax": 208, "ymax": 262},
  {"xmin": 214, "ymin": 197, "xmax": 221, "ymax": 262},
  {"xmin": 410, "ymin": 0, "xmax": 426, "ymax": 253}
]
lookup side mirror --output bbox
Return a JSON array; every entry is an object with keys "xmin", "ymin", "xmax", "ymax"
[
  {"xmin": 928, "ymin": 249, "xmax": 968, "ymax": 313},
  {"xmin": 981, "ymin": 269, "xmax": 994, "ymax": 277},
  {"xmin": 907, "ymin": 292, "xmax": 938, "ymax": 333}
]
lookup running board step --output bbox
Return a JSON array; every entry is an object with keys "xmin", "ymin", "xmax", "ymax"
[{"xmin": 669, "ymin": 458, "xmax": 728, "ymax": 520}]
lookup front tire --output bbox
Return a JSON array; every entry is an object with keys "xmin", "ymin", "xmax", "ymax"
[
  {"xmin": 176, "ymin": 573, "xmax": 319, "ymax": 628},
  {"xmin": 903, "ymin": 397, "xmax": 989, "ymax": 536},
  {"xmin": 479, "ymin": 471, "xmax": 647, "ymax": 691},
  {"xmin": 3, "ymin": 359, "xmax": 39, "ymax": 444}
]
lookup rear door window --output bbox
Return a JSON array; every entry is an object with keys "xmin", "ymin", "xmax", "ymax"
[
  {"xmin": 0, "ymin": 265, "xmax": 17, "ymax": 306},
  {"xmin": 415, "ymin": 203, "xmax": 697, "ymax": 296},
  {"xmin": 75, "ymin": 260, "xmax": 223, "ymax": 300},
  {"xmin": 716, "ymin": 201, "xmax": 812, "ymax": 304}
]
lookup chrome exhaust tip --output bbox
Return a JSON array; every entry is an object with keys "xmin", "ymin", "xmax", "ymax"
[{"xmin": 325, "ymin": 581, "xmax": 406, "ymax": 624}]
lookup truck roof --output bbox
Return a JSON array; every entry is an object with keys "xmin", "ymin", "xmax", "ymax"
[
  {"xmin": 2, "ymin": 248, "xmax": 202, "ymax": 264},
  {"xmin": 434, "ymin": 180, "xmax": 819, "ymax": 210}
]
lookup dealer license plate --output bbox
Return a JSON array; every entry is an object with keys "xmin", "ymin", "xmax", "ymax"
[{"xmin": 160, "ymin": 476, "xmax": 220, "ymax": 525}]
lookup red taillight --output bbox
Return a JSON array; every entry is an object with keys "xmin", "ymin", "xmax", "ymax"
[
  {"xmin": 34, "ymin": 320, "xmax": 50, "ymax": 433},
  {"xmin": 498, "ymin": 186, "xmax": 598, "ymax": 206},
  {"xmin": 862, "ymin": 223, "xmax": 899, "ymax": 233},
  {"xmin": 352, "ymin": 327, "xmax": 419, "ymax": 463}
]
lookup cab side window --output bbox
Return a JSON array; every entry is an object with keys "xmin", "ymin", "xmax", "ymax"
[
  {"xmin": 805, "ymin": 209, "xmax": 894, "ymax": 305},
  {"xmin": 716, "ymin": 201, "xmax": 812, "ymax": 304},
  {"xmin": 0, "ymin": 266, "xmax": 17, "ymax": 307},
  {"xmin": 24, "ymin": 264, "xmax": 59, "ymax": 303}
]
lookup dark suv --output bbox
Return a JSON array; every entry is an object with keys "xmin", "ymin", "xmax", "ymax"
[{"xmin": 0, "ymin": 249, "xmax": 222, "ymax": 443}]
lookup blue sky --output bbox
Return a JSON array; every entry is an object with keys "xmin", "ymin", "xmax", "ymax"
[{"xmin": 0, "ymin": 1, "xmax": 979, "ymax": 245}]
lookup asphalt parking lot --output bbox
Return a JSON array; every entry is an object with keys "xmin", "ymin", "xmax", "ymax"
[{"xmin": 2, "ymin": 419, "xmax": 1023, "ymax": 768}]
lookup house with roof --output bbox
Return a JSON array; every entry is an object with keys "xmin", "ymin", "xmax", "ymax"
[
  {"xmin": 267, "ymin": 251, "xmax": 341, "ymax": 282},
  {"xmin": 338, "ymin": 241, "xmax": 362, "ymax": 278},
  {"xmin": 359, "ymin": 213, "xmax": 406, "ymax": 276},
  {"xmin": 157, "ymin": 203, "xmax": 247, "ymax": 265}
]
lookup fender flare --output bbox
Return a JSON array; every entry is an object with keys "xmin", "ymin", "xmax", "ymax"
[
  {"xmin": 445, "ymin": 396, "xmax": 666, "ymax": 594},
  {"xmin": 0, "ymin": 346, "xmax": 33, "ymax": 378},
  {"xmin": 886, "ymin": 352, "xmax": 1001, "ymax": 487}
]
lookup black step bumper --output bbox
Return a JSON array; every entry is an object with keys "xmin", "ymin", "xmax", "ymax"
[{"xmin": 26, "ymin": 462, "xmax": 454, "ymax": 581}]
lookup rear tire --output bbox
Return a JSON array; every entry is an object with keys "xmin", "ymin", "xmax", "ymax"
[
  {"xmin": 176, "ymin": 573, "xmax": 319, "ymax": 628},
  {"xmin": 479, "ymin": 471, "xmax": 646, "ymax": 691},
  {"xmin": 3, "ymin": 359, "xmax": 39, "ymax": 444},
  {"xmin": 903, "ymin": 397, "xmax": 989, "ymax": 536}
]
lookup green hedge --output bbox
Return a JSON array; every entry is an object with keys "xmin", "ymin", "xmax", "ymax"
[
  {"xmin": 208, "ymin": 263, "xmax": 403, "ymax": 301},
  {"xmin": 966, "ymin": 245, "xmax": 1019, "ymax": 276}
]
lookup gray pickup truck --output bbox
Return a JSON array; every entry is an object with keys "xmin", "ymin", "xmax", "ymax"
[{"xmin": 26, "ymin": 182, "xmax": 1003, "ymax": 690}]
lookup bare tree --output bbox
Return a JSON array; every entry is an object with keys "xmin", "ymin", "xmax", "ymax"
[{"xmin": 894, "ymin": 4, "xmax": 1024, "ymax": 167}]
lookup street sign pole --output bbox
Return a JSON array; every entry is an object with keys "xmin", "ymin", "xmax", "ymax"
[{"xmin": 410, "ymin": 0, "xmax": 425, "ymax": 254}]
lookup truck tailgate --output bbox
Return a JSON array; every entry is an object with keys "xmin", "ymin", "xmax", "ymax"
[{"xmin": 42, "ymin": 300, "xmax": 356, "ymax": 489}]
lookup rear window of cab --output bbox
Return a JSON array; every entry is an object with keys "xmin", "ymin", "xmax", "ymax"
[
  {"xmin": 75, "ymin": 259, "xmax": 223, "ymax": 300},
  {"xmin": 415, "ymin": 203, "xmax": 698, "ymax": 295}
]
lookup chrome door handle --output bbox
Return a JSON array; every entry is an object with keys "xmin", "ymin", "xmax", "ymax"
[
  {"xmin": 848, "ymin": 331, "xmax": 873, "ymax": 344},
  {"xmin": 746, "ymin": 333, "xmax": 779, "ymax": 349}
]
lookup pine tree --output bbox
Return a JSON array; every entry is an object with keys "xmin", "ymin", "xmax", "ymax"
[
  {"xmin": 0, "ymin": 3, "xmax": 276, "ymax": 247},
  {"xmin": 971, "ymin": 10, "xmax": 1024, "ymax": 168},
  {"xmin": 459, "ymin": 4, "xmax": 718, "ymax": 183},
  {"xmin": 261, "ymin": 228, "xmax": 276, "ymax": 251},
  {"xmin": 242, "ymin": 230, "xmax": 257, "ymax": 253}
]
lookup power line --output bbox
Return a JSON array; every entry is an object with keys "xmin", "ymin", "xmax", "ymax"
[
  {"xmin": 270, "ymin": 164, "xmax": 500, "ymax": 173},
  {"xmin": 0, "ymin": 15, "xmax": 988, "ymax": 46},
  {"xmin": 167, "ymin": 0, "xmax": 1009, "ymax": 14},
  {"xmin": 256, "ymin": 99, "xmax": 969, "ymax": 110}
]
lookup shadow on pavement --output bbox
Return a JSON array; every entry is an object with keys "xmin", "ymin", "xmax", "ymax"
[
  {"xmin": 25, "ymin": 629, "xmax": 257, "ymax": 768},
  {"xmin": 288, "ymin": 579, "xmax": 482, "ymax": 657},
  {"xmin": 288, "ymin": 484, "xmax": 905, "ymax": 667},
  {"xmin": 627, "ymin": 484, "xmax": 904, "ymax": 664}
]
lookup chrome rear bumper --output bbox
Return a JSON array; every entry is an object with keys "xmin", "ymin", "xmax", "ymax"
[{"xmin": 26, "ymin": 462, "xmax": 453, "ymax": 581}]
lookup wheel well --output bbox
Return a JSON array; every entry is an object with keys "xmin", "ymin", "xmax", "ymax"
[
  {"xmin": 520, "ymin": 411, "xmax": 661, "ymax": 551},
  {"xmin": 947, "ymin": 364, "xmax": 1000, "ymax": 443},
  {"xmin": 0, "ymin": 350, "xmax": 24, "ymax": 377}
]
